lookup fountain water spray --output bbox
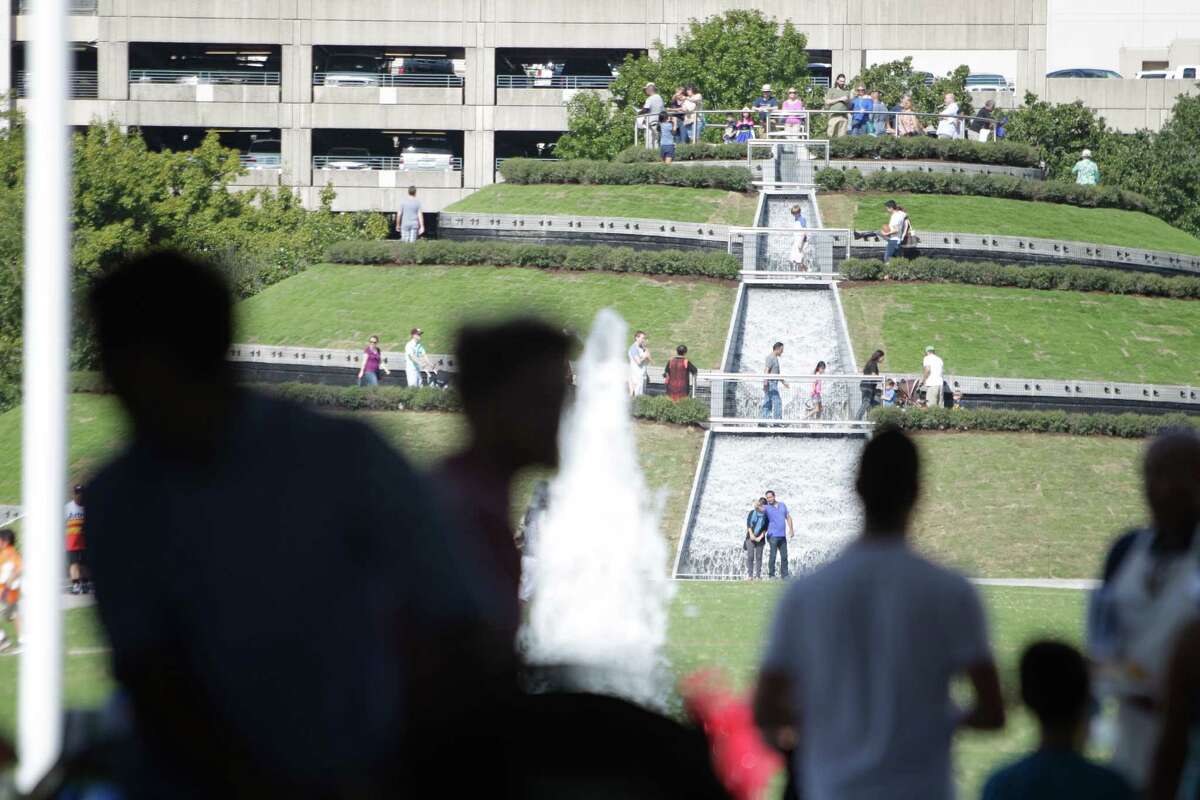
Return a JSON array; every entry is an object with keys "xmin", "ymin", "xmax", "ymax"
[{"xmin": 523, "ymin": 309, "xmax": 674, "ymax": 707}]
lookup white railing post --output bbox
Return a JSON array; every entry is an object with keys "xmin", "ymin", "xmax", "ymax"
[{"xmin": 18, "ymin": 0, "xmax": 69, "ymax": 789}]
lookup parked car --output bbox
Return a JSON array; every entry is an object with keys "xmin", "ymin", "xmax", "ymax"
[
  {"xmin": 243, "ymin": 138, "xmax": 281, "ymax": 169},
  {"xmin": 1137, "ymin": 70, "xmax": 1169, "ymax": 79},
  {"xmin": 399, "ymin": 139, "xmax": 454, "ymax": 171},
  {"xmin": 391, "ymin": 57, "xmax": 454, "ymax": 75},
  {"xmin": 1046, "ymin": 68, "xmax": 1122, "ymax": 78},
  {"xmin": 966, "ymin": 73, "xmax": 1013, "ymax": 91},
  {"xmin": 322, "ymin": 54, "xmax": 382, "ymax": 87},
  {"xmin": 322, "ymin": 146, "xmax": 373, "ymax": 170}
]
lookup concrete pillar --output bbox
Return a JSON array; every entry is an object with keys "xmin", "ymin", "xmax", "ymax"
[
  {"xmin": 0, "ymin": 8, "xmax": 10, "ymax": 100},
  {"xmin": 281, "ymin": 43, "xmax": 311, "ymax": 104},
  {"xmin": 97, "ymin": 40, "xmax": 127, "ymax": 101},
  {"xmin": 463, "ymin": 127, "xmax": 492, "ymax": 190},
  {"xmin": 282, "ymin": 126, "xmax": 311, "ymax": 189}
]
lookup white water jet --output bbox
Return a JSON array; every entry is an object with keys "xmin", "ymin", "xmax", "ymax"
[{"xmin": 523, "ymin": 308, "xmax": 674, "ymax": 707}]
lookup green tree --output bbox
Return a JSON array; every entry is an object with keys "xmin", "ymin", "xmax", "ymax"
[
  {"xmin": 556, "ymin": 92, "xmax": 638, "ymax": 160},
  {"xmin": 1137, "ymin": 92, "xmax": 1200, "ymax": 237},
  {"xmin": 1004, "ymin": 93, "xmax": 1109, "ymax": 178}
]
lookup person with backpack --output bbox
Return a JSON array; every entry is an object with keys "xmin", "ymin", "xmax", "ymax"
[
  {"xmin": 745, "ymin": 498, "xmax": 769, "ymax": 580},
  {"xmin": 882, "ymin": 199, "xmax": 910, "ymax": 262}
]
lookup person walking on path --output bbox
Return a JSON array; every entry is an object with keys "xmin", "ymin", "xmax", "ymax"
[
  {"xmin": 762, "ymin": 491, "xmax": 793, "ymax": 579},
  {"xmin": 745, "ymin": 498, "xmax": 769, "ymax": 580},
  {"xmin": 788, "ymin": 203, "xmax": 813, "ymax": 271},
  {"xmin": 1072, "ymin": 149, "xmax": 1100, "ymax": 185},
  {"xmin": 357, "ymin": 335, "xmax": 390, "ymax": 387},
  {"xmin": 823, "ymin": 74, "xmax": 850, "ymax": 138},
  {"xmin": 396, "ymin": 186, "xmax": 424, "ymax": 242},
  {"xmin": 627, "ymin": 330, "xmax": 650, "ymax": 397},
  {"xmin": 404, "ymin": 327, "xmax": 427, "ymax": 388},
  {"xmin": 882, "ymin": 199, "xmax": 909, "ymax": 262},
  {"xmin": 1087, "ymin": 430, "xmax": 1200, "ymax": 791},
  {"xmin": 921, "ymin": 345, "xmax": 946, "ymax": 408},
  {"xmin": 808, "ymin": 361, "xmax": 826, "ymax": 419},
  {"xmin": 65, "ymin": 484, "xmax": 88, "ymax": 595},
  {"xmin": 983, "ymin": 641, "xmax": 1133, "ymax": 800},
  {"xmin": 663, "ymin": 344, "xmax": 698, "ymax": 401},
  {"xmin": 0, "ymin": 529, "xmax": 21, "ymax": 653},
  {"xmin": 857, "ymin": 349, "xmax": 885, "ymax": 420},
  {"xmin": 761, "ymin": 342, "xmax": 788, "ymax": 419},
  {"xmin": 754, "ymin": 429, "xmax": 1005, "ymax": 800}
]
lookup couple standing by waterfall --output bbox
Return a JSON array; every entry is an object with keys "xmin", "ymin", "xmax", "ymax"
[{"xmin": 744, "ymin": 491, "xmax": 795, "ymax": 580}]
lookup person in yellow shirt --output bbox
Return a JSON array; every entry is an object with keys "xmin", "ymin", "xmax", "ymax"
[{"xmin": 0, "ymin": 528, "xmax": 21, "ymax": 652}]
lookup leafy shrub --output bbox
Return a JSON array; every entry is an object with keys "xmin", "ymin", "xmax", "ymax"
[
  {"xmin": 632, "ymin": 395, "xmax": 709, "ymax": 426},
  {"xmin": 815, "ymin": 168, "xmax": 1153, "ymax": 214},
  {"xmin": 840, "ymin": 257, "xmax": 1200, "ymax": 299},
  {"xmin": 827, "ymin": 136, "xmax": 1039, "ymax": 167},
  {"xmin": 498, "ymin": 158, "xmax": 753, "ymax": 192},
  {"xmin": 325, "ymin": 240, "xmax": 741, "ymax": 280},
  {"xmin": 70, "ymin": 371, "xmax": 107, "ymax": 394},
  {"xmin": 871, "ymin": 406, "xmax": 1199, "ymax": 439},
  {"xmin": 614, "ymin": 143, "xmax": 768, "ymax": 163}
]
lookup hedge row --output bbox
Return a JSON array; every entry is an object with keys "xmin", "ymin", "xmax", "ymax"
[
  {"xmin": 871, "ymin": 406, "xmax": 1199, "ymax": 439},
  {"xmin": 262, "ymin": 382, "xmax": 709, "ymax": 427},
  {"xmin": 841, "ymin": 257, "xmax": 1200, "ymax": 300},
  {"xmin": 325, "ymin": 240, "xmax": 740, "ymax": 280},
  {"xmin": 614, "ymin": 143, "xmax": 762, "ymax": 163},
  {"xmin": 498, "ymin": 158, "xmax": 753, "ymax": 192},
  {"xmin": 816, "ymin": 168, "xmax": 1153, "ymax": 214},
  {"xmin": 828, "ymin": 136, "xmax": 1039, "ymax": 167}
]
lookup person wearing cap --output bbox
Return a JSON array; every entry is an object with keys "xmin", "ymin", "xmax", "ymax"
[
  {"xmin": 752, "ymin": 84, "xmax": 779, "ymax": 126},
  {"xmin": 850, "ymin": 85, "xmax": 873, "ymax": 135},
  {"xmin": 823, "ymin": 74, "xmax": 851, "ymax": 137},
  {"xmin": 881, "ymin": 199, "xmax": 910, "ymax": 262},
  {"xmin": 1072, "ymin": 148, "xmax": 1100, "ymax": 185},
  {"xmin": 921, "ymin": 346, "xmax": 946, "ymax": 409},
  {"xmin": 65, "ymin": 484, "xmax": 88, "ymax": 594},
  {"xmin": 639, "ymin": 82, "xmax": 664, "ymax": 148},
  {"xmin": 405, "ymin": 327, "xmax": 427, "ymax": 389}
]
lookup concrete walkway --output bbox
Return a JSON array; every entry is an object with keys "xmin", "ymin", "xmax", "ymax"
[{"xmin": 971, "ymin": 577, "xmax": 1098, "ymax": 591}]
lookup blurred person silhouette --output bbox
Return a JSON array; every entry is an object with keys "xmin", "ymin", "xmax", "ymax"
[
  {"xmin": 754, "ymin": 428, "xmax": 1004, "ymax": 800},
  {"xmin": 1148, "ymin": 616, "xmax": 1200, "ymax": 800},
  {"xmin": 983, "ymin": 641, "xmax": 1132, "ymax": 800},
  {"xmin": 85, "ymin": 250, "xmax": 506, "ymax": 798},
  {"xmin": 432, "ymin": 318, "xmax": 572, "ymax": 649},
  {"xmin": 1087, "ymin": 429, "xmax": 1200, "ymax": 790}
]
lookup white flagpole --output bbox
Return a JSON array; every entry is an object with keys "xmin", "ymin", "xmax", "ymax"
[{"xmin": 16, "ymin": 0, "xmax": 70, "ymax": 790}]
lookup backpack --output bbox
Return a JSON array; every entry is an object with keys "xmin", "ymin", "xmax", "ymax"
[{"xmin": 900, "ymin": 218, "xmax": 915, "ymax": 246}]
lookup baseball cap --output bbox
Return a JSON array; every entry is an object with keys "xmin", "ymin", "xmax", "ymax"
[
  {"xmin": 925, "ymin": 345, "xmax": 936, "ymax": 353},
  {"xmin": 644, "ymin": 81, "xmax": 656, "ymax": 89},
  {"xmin": 411, "ymin": 327, "xmax": 423, "ymax": 335},
  {"xmin": 761, "ymin": 84, "xmax": 772, "ymax": 92}
]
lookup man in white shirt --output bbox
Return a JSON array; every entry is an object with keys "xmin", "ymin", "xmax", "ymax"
[
  {"xmin": 936, "ymin": 92, "xmax": 962, "ymax": 139},
  {"xmin": 922, "ymin": 345, "xmax": 946, "ymax": 408},
  {"xmin": 754, "ymin": 429, "xmax": 1005, "ymax": 800},
  {"xmin": 882, "ymin": 199, "xmax": 908, "ymax": 262},
  {"xmin": 404, "ymin": 327, "xmax": 426, "ymax": 388},
  {"xmin": 627, "ymin": 330, "xmax": 650, "ymax": 397}
]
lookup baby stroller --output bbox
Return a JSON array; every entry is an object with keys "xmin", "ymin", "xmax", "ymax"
[
  {"xmin": 893, "ymin": 378, "xmax": 922, "ymax": 408},
  {"xmin": 419, "ymin": 357, "xmax": 452, "ymax": 390}
]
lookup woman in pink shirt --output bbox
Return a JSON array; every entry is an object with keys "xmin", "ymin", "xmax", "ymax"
[
  {"xmin": 781, "ymin": 87, "xmax": 806, "ymax": 138},
  {"xmin": 356, "ymin": 335, "xmax": 390, "ymax": 387}
]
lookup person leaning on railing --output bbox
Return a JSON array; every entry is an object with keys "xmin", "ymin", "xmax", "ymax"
[
  {"xmin": 895, "ymin": 95, "xmax": 924, "ymax": 137},
  {"xmin": 638, "ymin": 82, "xmax": 664, "ymax": 148}
]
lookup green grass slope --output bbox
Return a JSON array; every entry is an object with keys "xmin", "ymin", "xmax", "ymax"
[
  {"xmin": 841, "ymin": 283, "xmax": 1200, "ymax": 385},
  {"xmin": 819, "ymin": 192, "xmax": 1200, "ymax": 256},
  {"xmin": 446, "ymin": 183, "xmax": 758, "ymax": 226},
  {"xmin": 238, "ymin": 263, "xmax": 737, "ymax": 369}
]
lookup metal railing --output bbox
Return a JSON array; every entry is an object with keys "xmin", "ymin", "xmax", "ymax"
[
  {"xmin": 496, "ymin": 74, "xmax": 615, "ymax": 89},
  {"xmin": 704, "ymin": 373, "xmax": 880, "ymax": 425},
  {"xmin": 728, "ymin": 226, "xmax": 852, "ymax": 275},
  {"xmin": 312, "ymin": 155, "xmax": 463, "ymax": 171},
  {"xmin": 313, "ymin": 72, "xmax": 464, "ymax": 88},
  {"xmin": 239, "ymin": 153, "xmax": 282, "ymax": 169},
  {"xmin": 15, "ymin": 70, "xmax": 98, "ymax": 98},
  {"xmin": 15, "ymin": 0, "xmax": 96, "ymax": 12},
  {"xmin": 128, "ymin": 69, "xmax": 282, "ymax": 86}
]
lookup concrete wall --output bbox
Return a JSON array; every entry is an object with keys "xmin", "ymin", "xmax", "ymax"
[
  {"xmin": 1042, "ymin": 78, "xmax": 1200, "ymax": 131},
  {"xmin": 11, "ymin": 0, "xmax": 1058, "ymax": 210}
]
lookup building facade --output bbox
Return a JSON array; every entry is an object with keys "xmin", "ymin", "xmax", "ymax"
[{"xmin": 3, "ymin": 0, "xmax": 1053, "ymax": 212}]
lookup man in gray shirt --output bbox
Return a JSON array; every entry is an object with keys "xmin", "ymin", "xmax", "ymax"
[
  {"xmin": 640, "ymin": 82, "xmax": 664, "ymax": 148},
  {"xmin": 397, "ymin": 186, "xmax": 424, "ymax": 242},
  {"xmin": 761, "ymin": 341, "xmax": 788, "ymax": 419}
]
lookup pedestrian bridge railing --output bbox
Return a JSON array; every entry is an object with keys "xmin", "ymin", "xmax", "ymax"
[
  {"xmin": 702, "ymin": 372, "xmax": 881, "ymax": 425},
  {"xmin": 728, "ymin": 226, "xmax": 851, "ymax": 275}
]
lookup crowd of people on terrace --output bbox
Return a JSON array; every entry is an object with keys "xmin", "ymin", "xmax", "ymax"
[
  {"xmin": 638, "ymin": 75, "xmax": 1009, "ymax": 157},
  {"xmin": 0, "ymin": 251, "xmax": 1197, "ymax": 800}
]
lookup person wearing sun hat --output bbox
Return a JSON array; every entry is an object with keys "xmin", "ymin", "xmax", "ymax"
[
  {"xmin": 921, "ymin": 345, "xmax": 946, "ymax": 408},
  {"xmin": 752, "ymin": 83, "xmax": 778, "ymax": 126},
  {"xmin": 1072, "ymin": 148, "xmax": 1099, "ymax": 185}
]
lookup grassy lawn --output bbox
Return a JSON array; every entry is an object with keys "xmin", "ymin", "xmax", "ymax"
[
  {"xmin": 821, "ymin": 192, "xmax": 1200, "ymax": 256},
  {"xmin": 841, "ymin": 282, "xmax": 1200, "ymax": 385},
  {"xmin": 446, "ymin": 183, "xmax": 758, "ymax": 226},
  {"xmin": 4, "ymin": 582, "xmax": 1083, "ymax": 800},
  {"xmin": 912, "ymin": 431, "xmax": 1144, "ymax": 578},
  {"xmin": 238, "ymin": 263, "xmax": 736, "ymax": 370},
  {"xmin": 668, "ymin": 581, "xmax": 1085, "ymax": 799}
]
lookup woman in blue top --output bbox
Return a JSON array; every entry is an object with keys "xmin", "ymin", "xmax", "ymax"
[{"xmin": 745, "ymin": 497, "xmax": 769, "ymax": 579}]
